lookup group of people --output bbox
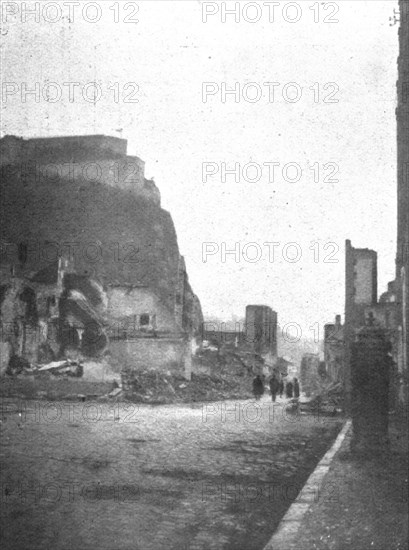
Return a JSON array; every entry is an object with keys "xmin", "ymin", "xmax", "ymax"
[{"xmin": 252, "ymin": 373, "xmax": 300, "ymax": 402}]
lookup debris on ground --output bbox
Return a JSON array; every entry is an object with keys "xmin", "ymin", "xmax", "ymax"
[
  {"xmin": 37, "ymin": 360, "xmax": 84, "ymax": 377},
  {"xmin": 5, "ymin": 356, "xmax": 85, "ymax": 378},
  {"xmin": 300, "ymin": 382, "xmax": 343, "ymax": 416},
  {"xmin": 108, "ymin": 387, "xmax": 122, "ymax": 398}
]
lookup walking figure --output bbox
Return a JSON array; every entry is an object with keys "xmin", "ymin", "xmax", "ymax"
[
  {"xmin": 293, "ymin": 378, "xmax": 300, "ymax": 398},
  {"xmin": 285, "ymin": 379, "xmax": 293, "ymax": 399},
  {"xmin": 252, "ymin": 375, "xmax": 264, "ymax": 401},
  {"xmin": 269, "ymin": 374, "xmax": 280, "ymax": 402}
]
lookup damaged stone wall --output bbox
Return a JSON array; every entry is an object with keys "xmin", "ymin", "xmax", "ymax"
[
  {"xmin": 108, "ymin": 337, "xmax": 191, "ymax": 375},
  {"xmin": 106, "ymin": 285, "xmax": 178, "ymax": 334},
  {"xmin": 245, "ymin": 305, "xmax": 277, "ymax": 358}
]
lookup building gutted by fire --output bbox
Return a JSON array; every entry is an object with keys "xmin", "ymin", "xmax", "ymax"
[{"xmin": 0, "ymin": 135, "xmax": 203, "ymax": 378}]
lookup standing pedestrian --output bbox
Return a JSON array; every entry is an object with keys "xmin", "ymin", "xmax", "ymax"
[
  {"xmin": 279, "ymin": 375, "xmax": 284, "ymax": 399},
  {"xmin": 293, "ymin": 378, "xmax": 300, "ymax": 398},
  {"xmin": 269, "ymin": 374, "xmax": 280, "ymax": 402},
  {"xmin": 285, "ymin": 379, "xmax": 293, "ymax": 398},
  {"xmin": 252, "ymin": 374, "xmax": 264, "ymax": 401}
]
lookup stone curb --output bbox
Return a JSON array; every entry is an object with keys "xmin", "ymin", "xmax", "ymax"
[{"xmin": 262, "ymin": 419, "xmax": 352, "ymax": 550}]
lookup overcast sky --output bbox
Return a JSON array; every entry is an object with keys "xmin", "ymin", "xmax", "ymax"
[{"xmin": 1, "ymin": 0, "xmax": 399, "ymax": 339}]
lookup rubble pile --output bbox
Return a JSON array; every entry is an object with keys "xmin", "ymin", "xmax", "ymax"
[
  {"xmin": 3, "ymin": 348, "xmax": 257, "ymax": 404},
  {"xmin": 121, "ymin": 368, "xmax": 253, "ymax": 404},
  {"xmin": 299, "ymin": 381, "xmax": 343, "ymax": 415}
]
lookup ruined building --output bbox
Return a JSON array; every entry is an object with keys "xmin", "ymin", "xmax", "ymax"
[
  {"xmin": 245, "ymin": 305, "xmax": 278, "ymax": 369},
  {"xmin": 344, "ymin": 241, "xmax": 385, "ymax": 409},
  {"xmin": 201, "ymin": 305, "xmax": 278, "ymax": 376},
  {"xmin": 324, "ymin": 314, "xmax": 344, "ymax": 383},
  {"xmin": 344, "ymin": 241, "xmax": 378, "ymax": 349},
  {"xmin": 342, "ymin": 2, "xmax": 409, "ymax": 411},
  {"xmin": 299, "ymin": 353, "xmax": 321, "ymax": 397},
  {"xmin": 0, "ymin": 135, "xmax": 203, "ymax": 377}
]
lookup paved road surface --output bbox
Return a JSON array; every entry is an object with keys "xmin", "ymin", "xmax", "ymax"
[{"xmin": 0, "ymin": 396, "xmax": 342, "ymax": 550}]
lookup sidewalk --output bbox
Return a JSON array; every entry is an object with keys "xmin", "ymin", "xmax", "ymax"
[{"xmin": 264, "ymin": 415, "xmax": 409, "ymax": 550}]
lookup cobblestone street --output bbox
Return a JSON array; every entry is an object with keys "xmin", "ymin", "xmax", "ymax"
[{"xmin": 1, "ymin": 397, "xmax": 342, "ymax": 550}]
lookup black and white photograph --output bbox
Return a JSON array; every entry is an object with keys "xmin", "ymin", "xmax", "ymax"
[{"xmin": 0, "ymin": 1, "xmax": 408, "ymax": 549}]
